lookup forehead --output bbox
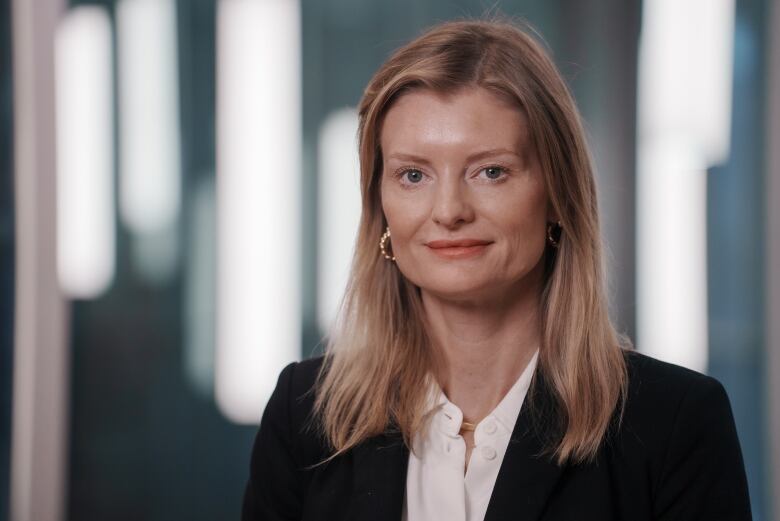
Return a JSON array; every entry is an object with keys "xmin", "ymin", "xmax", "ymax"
[{"xmin": 379, "ymin": 87, "xmax": 529, "ymax": 155}]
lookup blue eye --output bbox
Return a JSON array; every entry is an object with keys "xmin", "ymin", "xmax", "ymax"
[
  {"xmin": 404, "ymin": 169, "xmax": 424, "ymax": 183},
  {"xmin": 479, "ymin": 165, "xmax": 508, "ymax": 182}
]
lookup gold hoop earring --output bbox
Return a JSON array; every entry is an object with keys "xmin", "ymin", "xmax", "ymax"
[
  {"xmin": 380, "ymin": 226, "xmax": 396, "ymax": 261},
  {"xmin": 547, "ymin": 221, "xmax": 562, "ymax": 248}
]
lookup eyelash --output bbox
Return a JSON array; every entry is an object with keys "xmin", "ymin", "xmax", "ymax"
[
  {"xmin": 478, "ymin": 165, "xmax": 510, "ymax": 183},
  {"xmin": 392, "ymin": 163, "xmax": 511, "ymax": 187}
]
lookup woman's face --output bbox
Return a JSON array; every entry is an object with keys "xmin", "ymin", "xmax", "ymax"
[{"xmin": 379, "ymin": 87, "xmax": 553, "ymax": 304}]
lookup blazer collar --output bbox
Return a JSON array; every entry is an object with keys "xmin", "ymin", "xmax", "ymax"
[
  {"xmin": 351, "ymin": 429, "xmax": 409, "ymax": 521},
  {"xmin": 483, "ymin": 369, "xmax": 567, "ymax": 521},
  {"xmin": 350, "ymin": 369, "xmax": 567, "ymax": 521}
]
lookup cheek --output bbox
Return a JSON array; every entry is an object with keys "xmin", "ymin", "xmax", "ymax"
[
  {"xmin": 380, "ymin": 194, "xmax": 424, "ymax": 266},
  {"xmin": 381, "ymin": 183, "xmax": 427, "ymax": 234},
  {"xmin": 481, "ymin": 188, "xmax": 548, "ymax": 261}
]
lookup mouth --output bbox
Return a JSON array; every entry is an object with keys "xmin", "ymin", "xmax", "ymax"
[{"xmin": 425, "ymin": 239, "xmax": 493, "ymax": 259}]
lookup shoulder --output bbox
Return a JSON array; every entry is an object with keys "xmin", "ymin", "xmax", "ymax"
[
  {"xmin": 273, "ymin": 354, "xmax": 326, "ymax": 415},
  {"xmin": 619, "ymin": 348, "xmax": 736, "ymax": 437},
  {"xmin": 242, "ymin": 356, "xmax": 329, "ymax": 518},
  {"xmin": 622, "ymin": 348, "xmax": 725, "ymax": 391},
  {"xmin": 265, "ymin": 355, "xmax": 324, "ymax": 423},
  {"xmin": 269, "ymin": 355, "xmax": 328, "ymax": 462},
  {"xmin": 613, "ymin": 348, "xmax": 737, "ymax": 465},
  {"xmin": 616, "ymin": 353, "xmax": 750, "ymax": 517},
  {"xmin": 620, "ymin": 348, "xmax": 733, "ymax": 421},
  {"xmin": 617, "ymin": 349, "xmax": 748, "ymax": 498},
  {"xmin": 283, "ymin": 354, "xmax": 326, "ymax": 401}
]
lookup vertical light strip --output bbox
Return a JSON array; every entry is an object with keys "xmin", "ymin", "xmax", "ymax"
[
  {"xmin": 116, "ymin": 0, "xmax": 181, "ymax": 282},
  {"xmin": 636, "ymin": 0, "xmax": 735, "ymax": 371},
  {"xmin": 184, "ymin": 175, "xmax": 216, "ymax": 397},
  {"xmin": 12, "ymin": 0, "xmax": 70, "ymax": 519},
  {"xmin": 216, "ymin": 0, "xmax": 301, "ymax": 424},
  {"xmin": 317, "ymin": 108, "xmax": 362, "ymax": 333},
  {"xmin": 55, "ymin": 6, "xmax": 115, "ymax": 299},
  {"xmin": 636, "ymin": 140, "xmax": 708, "ymax": 370}
]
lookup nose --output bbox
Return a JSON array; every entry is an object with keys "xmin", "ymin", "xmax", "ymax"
[{"xmin": 431, "ymin": 175, "xmax": 474, "ymax": 228}]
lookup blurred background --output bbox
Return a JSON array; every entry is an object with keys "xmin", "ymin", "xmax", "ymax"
[{"xmin": 1, "ymin": 0, "xmax": 779, "ymax": 519}]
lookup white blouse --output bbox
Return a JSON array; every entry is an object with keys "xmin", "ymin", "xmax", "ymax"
[{"xmin": 402, "ymin": 348, "xmax": 540, "ymax": 521}]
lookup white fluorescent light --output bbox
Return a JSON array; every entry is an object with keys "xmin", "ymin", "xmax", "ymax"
[
  {"xmin": 317, "ymin": 108, "xmax": 362, "ymax": 334},
  {"xmin": 636, "ymin": 138, "xmax": 709, "ymax": 371},
  {"xmin": 636, "ymin": 0, "xmax": 735, "ymax": 371},
  {"xmin": 215, "ymin": 0, "xmax": 302, "ymax": 424},
  {"xmin": 638, "ymin": 0, "xmax": 735, "ymax": 163},
  {"xmin": 55, "ymin": 6, "xmax": 115, "ymax": 299},
  {"xmin": 116, "ymin": 0, "xmax": 181, "ymax": 236},
  {"xmin": 116, "ymin": 0, "xmax": 181, "ymax": 285}
]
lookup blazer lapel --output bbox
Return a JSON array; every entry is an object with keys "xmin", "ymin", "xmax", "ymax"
[
  {"xmin": 484, "ymin": 370, "xmax": 568, "ymax": 521},
  {"xmin": 347, "ymin": 370, "xmax": 566, "ymax": 521},
  {"xmin": 350, "ymin": 429, "xmax": 409, "ymax": 521}
]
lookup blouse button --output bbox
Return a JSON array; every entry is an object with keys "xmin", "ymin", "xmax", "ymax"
[
  {"xmin": 480, "ymin": 446, "xmax": 497, "ymax": 460},
  {"xmin": 484, "ymin": 420, "xmax": 497, "ymax": 434}
]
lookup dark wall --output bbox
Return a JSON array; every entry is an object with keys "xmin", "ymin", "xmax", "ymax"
[
  {"xmin": 66, "ymin": 1, "xmax": 257, "ymax": 520},
  {"xmin": 707, "ymin": 0, "xmax": 770, "ymax": 518}
]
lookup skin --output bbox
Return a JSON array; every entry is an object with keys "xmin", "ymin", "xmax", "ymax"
[{"xmin": 379, "ymin": 86, "xmax": 557, "ymax": 472}]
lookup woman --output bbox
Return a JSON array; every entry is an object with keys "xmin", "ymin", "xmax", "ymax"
[{"xmin": 242, "ymin": 18, "xmax": 752, "ymax": 521}]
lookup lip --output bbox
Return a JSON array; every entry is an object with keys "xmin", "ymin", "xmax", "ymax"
[
  {"xmin": 426, "ymin": 239, "xmax": 493, "ymax": 248},
  {"xmin": 425, "ymin": 239, "xmax": 493, "ymax": 260}
]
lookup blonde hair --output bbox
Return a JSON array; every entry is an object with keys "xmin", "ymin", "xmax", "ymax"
[{"xmin": 312, "ymin": 17, "xmax": 630, "ymax": 466}]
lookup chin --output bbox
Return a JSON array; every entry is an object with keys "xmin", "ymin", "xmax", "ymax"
[{"xmin": 417, "ymin": 277, "xmax": 500, "ymax": 303}]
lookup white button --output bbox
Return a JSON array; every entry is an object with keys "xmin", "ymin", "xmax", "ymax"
[
  {"xmin": 480, "ymin": 446, "xmax": 497, "ymax": 460},
  {"xmin": 484, "ymin": 420, "xmax": 497, "ymax": 434}
]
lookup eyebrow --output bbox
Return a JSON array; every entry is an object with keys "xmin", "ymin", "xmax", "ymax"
[{"xmin": 386, "ymin": 148, "xmax": 523, "ymax": 165}]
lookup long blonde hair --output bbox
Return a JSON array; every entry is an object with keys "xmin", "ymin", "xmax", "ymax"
[{"xmin": 313, "ymin": 17, "xmax": 630, "ymax": 466}]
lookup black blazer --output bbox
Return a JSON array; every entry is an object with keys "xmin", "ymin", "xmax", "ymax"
[{"xmin": 242, "ymin": 349, "xmax": 752, "ymax": 520}]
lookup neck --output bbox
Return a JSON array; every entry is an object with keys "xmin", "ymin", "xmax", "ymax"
[{"xmin": 421, "ymin": 277, "xmax": 542, "ymax": 425}]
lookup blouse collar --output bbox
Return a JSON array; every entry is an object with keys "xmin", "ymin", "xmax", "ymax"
[{"xmin": 423, "ymin": 348, "xmax": 540, "ymax": 436}]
